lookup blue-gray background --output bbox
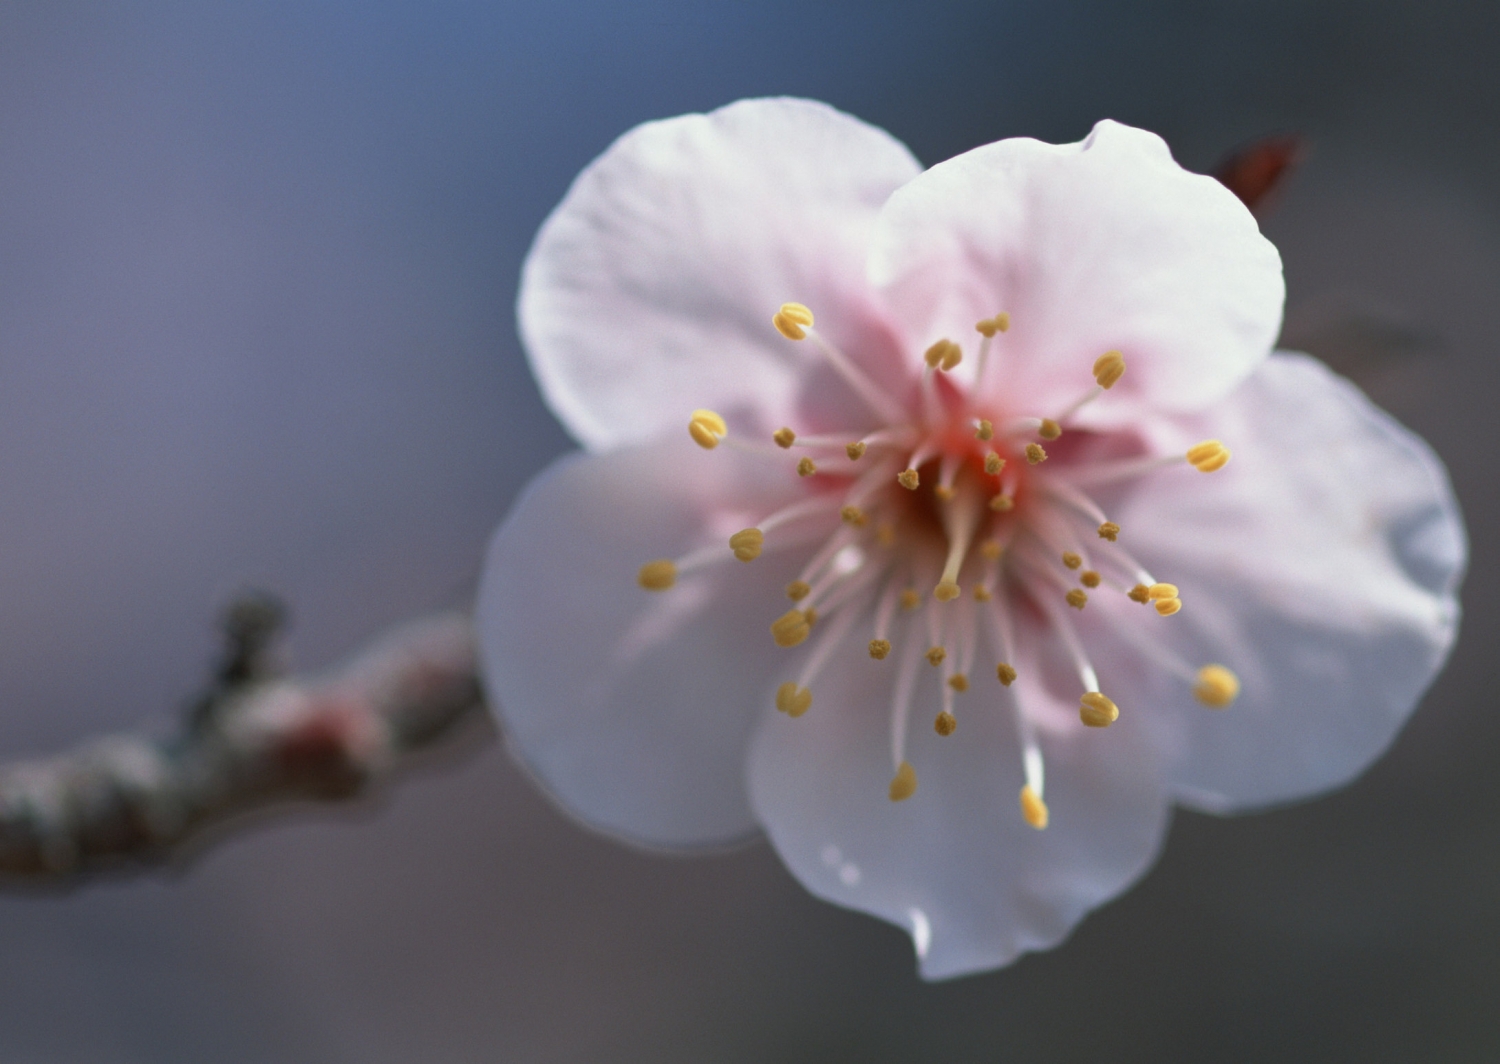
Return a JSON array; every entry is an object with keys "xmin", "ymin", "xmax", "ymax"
[{"xmin": 0, "ymin": 1, "xmax": 1494, "ymax": 1060}]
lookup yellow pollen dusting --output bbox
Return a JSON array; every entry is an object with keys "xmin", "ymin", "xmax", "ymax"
[
  {"xmin": 1025, "ymin": 443, "xmax": 1047, "ymax": 465},
  {"xmin": 797, "ymin": 457, "xmax": 817, "ymax": 477},
  {"xmin": 1065, "ymin": 588, "xmax": 1088, "ymax": 609},
  {"xmin": 1020, "ymin": 785, "xmax": 1049, "ymax": 830},
  {"xmin": 775, "ymin": 682, "xmax": 812, "ymax": 718},
  {"xmin": 926, "ymin": 646, "xmax": 946, "ymax": 667},
  {"xmin": 1098, "ymin": 521, "xmax": 1121, "ymax": 541},
  {"xmin": 729, "ymin": 528, "xmax": 764, "ymax": 561},
  {"xmin": 1093, "ymin": 350, "xmax": 1126, "ymax": 389},
  {"xmin": 846, "ymin": 441, "xmax": 867, "ymax": 460},
  {"xmin": 1039, "ymin": 418, "xmax": 1062, "ymax": 440},
  {"xmin": 840, "ymin": 505, "xmax": 868, "ymax": 527},
  {"xmin": 868, "ymin": 638, "xmax": 892, "ymax": 660},
  {"xmin": 875, "ymin": 522, "xmax": 896, "ymax": 547},
  {"xmin": 1128, "ymin": 583, "xmax": 1152, "ymax": 604},
  {"xmin": 973, "ymin": 584, "xmax": 992, "ymax": 602},
  {"xmin": 899, "ymin": 589, "xmax": 921, "ymax": 611},
  {"xmin": 771, "ymin": 609, "xmax": 811, "ymax": 648},
  {"xmin": 637, "ymin": 559, "xmax": 676, "ymax": 591},
  {"xmin": 786, "ymin": 580, "xmax": 811, "ymax": 601},
  {"xmin": 773, "ymin": 427, "xmax": 796, "ymax": 448},
  {"xmin": 1194, "ymin": 664, "xmax": 1241, "ymax": 707},
  {"xmin": 975, "ymin": 419, "xmax": 994, "ymax": 441},
  {"xmin": 989, "ymin": 493, "xmax": 1014, "ymax": 512},
  {"xmin": 984, "ymin": 452, "xmax": 1005, "ymax": 475},
  {"xmin": 897, "ymin": 468, "xmax": 920, "ymax": 490},
  {"xmin": 934, "ymin": 711, "xmax": 957, "ymax": 736},
  {"xmin": 889, "ymin": 761, "xmax": 917, "ymax": 802},
  {"xmin": 934, "ymin": 579, "xmax": 961, "ymax": 602},
  {"xmin": 948, "ymin": 673, "xmax": 969, "ymax": 693},
  {"xmin": 1155, "ymin": 597, "xmax": 1183, "ymax": 616},
  {"xmin": 773, "ymin": 302, "xmax": 814, "ymax": 340},
  {"xmin": 688, "ymin": 409, "xmax": 727, "ymax": 449},
  {"xmin": 996, "ymin": 662, "xmax": 1018, "ymax": 686},
  {"xmin": 1080, "ymin": 570, "xmax": 1101, "ymax": 588},
  {"xmin": 1079, "ymin": 691, "xmax": 1119, "ymax": 727},
  {"xmin": 1187, "ymin": 439, "xmax": 1231, "ymax": 472},
  {"xmin": 980, "ymin": 539, "xmax": 1003, "ymax": 560},
  {"xmin": 934, "ymin": 484, "xmax": 955, "ymax": 502},
  {"xmin": 1062, "ymin": 551, "xmax": 1082, "ymax": 570}
]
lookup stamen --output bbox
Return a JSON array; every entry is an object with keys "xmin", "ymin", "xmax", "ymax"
[
  {"xmin": 1187, "ymin": 439, "xmax": 1231, "ymax": 472},
  {"xmin": 1065, "ymin": 589, "xmax": 1088, "ymax": 609},
  {"xmin": 637, "ymin": 559, "xmax": 676, "ymax": 590},
  {"xmin": 1128, "ymin": 583, "xmax": 1152, "ymax": 603},
  {"xmin": 1079, "ymin": 691, "xmax": 1119, "ymax": 727},
  {"xmin": 889, "ymin": 636, "xmax": 923, "ymax": 770},
  {"xmin": 926, "ymin": 646, "xmax": 946, "ymax": 667},
  {"xmin": 773, "ymin": 427, "xmax": 796, "ymax": 449},
  {"xmin": 840, "ymin": 506, "xmax": 868, "ymax": 526},
  {"xmin": 924, "ymin": 338, "xmax": 962, "ymax": 371},
  {"xmin": 781, "ymin": 309, "xmax": 906, "ymax": 422},
  {"xmin": 797, "ymin": 457, "xmax": 817, "ymax": 477},
  {"xmin": 1098, "ymin": 521, "xmax": 1120, "ymax": 541},
  {"xmin": 934, "ymin": 711, "xmax": 957, "ymax": 736},
  {"xmin": 1194, "ymin": 665, "xmax": 1241, "ymax": 707},
  {"xmin": 688, "ymin": 408, "xmax": 727, "ymax": 450},
  {"xmin": 1062, "ymin": 551, "xmax": 1083, "ymax": 570},
  {"xmin": 996, "ymin": 662, "xmax": 1017, "ymax": 686},
  {"xmin": 1093, "ymin": 350, "xmax": 1126, "ymax": 389},
  {"xmin": 973, "ymin": 585, "xmax": 992, "ymax": 602},
  {"xmin": 1019, "ymin": 784, "xmax": 1049, "ymax": 829},
  {"xmin": 1025, "ymin": 443, "xmax": 1047, "ymax": 465},
  {"xmin": 786, "ymin": 580, "xmax": 811, "ymax": 601},
  {"xmin": 934, "ymin": 482, "xmax": 981, "ymax": 601},
  {"xmin": 875, "ymin": 522, "xmax": 896, "ymax": 547},
  {"xmin": 900, "ymin": 589, "xmax": 921, "ymax": 611},
  {"xmin": 1155, "ymin": 597, "xmax": 1183, "ymax": 616},
  {"xmin": 974, "ymin": 313, "xmax": 1010, "ymax": 337},
  {"xmin": 729, "ymin": 528, "xmax": 764, "ymax": 561},
  {"xmin": 1148, "ymin": 582, "xmax": 1178, "ymax": 599},
  {"xmin": 775, "ymin": 682, "xmax": 812, "ymax": 717},
  {"xmin": 889, "ymin": 761, "xmax": 918, "ymax": 802},
  {"xmin": 897, "ymin": 468, "xmax": 920, "ymax": 490},
  {"xmin": 846, "ymin": 441, "xmax": 867, "ymax": 460},
  {"xmin": 980, "ymin": 539, "xmax": 1003, "ymax": 561},
  {"xmin": 984, "ymin": 452, "xmax": 1005, "ymax": 475},
  {"xmin": 989, "ymin": 493, "xmax": 1014, "ymax": 512},
  {"xmin": 1039, "ymin": 418, "xmax": 1062, "ymax": 440},
  {"xmin": 1080, "ymin": 571, "xmax": 1101, "ymax": 588},
  {"xmin": 772, "ymin": 302, "xmax": 814, "ymax": 340},
  {"xmin": 869, "ymin": 639, "xmax": 892, "ymax": 660},
  {"xmin": 770, "ymin": 609, "xmax": 812, "ymax": 648},
  {"xmin": 975, "ymin": 419, "xmax": 994, "ymax": 441},
  {"xmin": 948, "ymin": 673, "xmax": 969, "ymax": 692}
]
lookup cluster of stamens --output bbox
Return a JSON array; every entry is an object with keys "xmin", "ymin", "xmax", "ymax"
[{"xmin": 637, "ymin": 302, "xmax": 1239, "ymax": 830}]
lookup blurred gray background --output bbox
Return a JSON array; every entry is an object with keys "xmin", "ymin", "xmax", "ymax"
[{"xmin": 0, "ymin": 1, "xmax": 1495, "ymax": 1060}]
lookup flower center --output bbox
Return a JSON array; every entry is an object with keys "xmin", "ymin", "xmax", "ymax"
[{"xmin": 636, "ymin": 302, "xmax": 1241, "ymax": 830}]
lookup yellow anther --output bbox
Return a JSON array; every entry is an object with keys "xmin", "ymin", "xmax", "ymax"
[
  {"xmin": 729, "ymin": 528, "xmax": 764, "ymax": 562},
  {"xmin": 1155, "ymin": 597, "xmax": 1183, "ymax": 616},
  {"xmin": 840, "ymin": 506, "xmax": 868, "ymax": 527},
  {"xmin": 934, "ymin": 711, "xmax": 957, "ymax": 736},
  {"xmin": 1187, "ymin": 439, "xmax": 1231, "ymax": 472},
  {"xmin": 996, "ymin": 662, "xmax": 1018, "ymax": 686},
  {"xmin": 1128, "ymin": 583, "xmax": 1152, "ymax": 604},
  {"xmin": 1080, "ymin": 570, "xmax": 1101, "ymax": 588},
  {"xmin": 1097, "ymin": 521, "xmax": 1120, "ymax": 541},
  {"xmin": 637, "ymin": 559, "xmax": 677, "ymax": 591},
  {"xmin": 1147, "ymin": 583, "xmax": 1179, "ymax": 600},
  {"xmin": 1065, "ymin": 588, "xmax": 1088, "ymax": 609},
  {"xmin": 984, "ymin": 452, "xmax": 1005, "ymax": 475},
  {"xmin": 1079, "ymin": 691, "xmax": 1119, "ymax": 728},
  {"xmin": 773, "ymin": 302, "xmax": 814, "ymax": 340},
  {"xmin": 688, "ymin": 408, "xmax": 727, "ymax": 449},
  {"xmin": 773, "ymin": 427, "xmax": 796, "ymax": 449},
  {"xmin": 1020, "ymin": 784, "xmax": 1049, "ymax": 829},
  {"xmin": 899, "ymin": 589, "xmax": 921, "ymax": 611},
  {"xmin": 975, "ymin": 419, "xmax": 994, "ymax": 441},
  {"xmin": 974, "ymin": 312, "xmax": 1010, "ymax": 337},
  {"xmin": 889, "ymin": 761, "xmax": 918, "ymax": 801},
  {"xmin": 948, "ymin": 673, "xmax": 969, "ymax": 693},
  {"xmin": 1039, "ymin": 418, "xmax": 1062, "ymax": 440},
  {"xmin": 775, "ymin": 682, "xmax": 812, "ymax": 718},
  {"xmin": 924, "ymin": 339, "xmax": 948, "ymax": 368},
  {"xmin": 771, "ymin": 609, "xmax": 811, "ymax": 648},
  {"xmin": 934, "ymin": 580, "xmax": 960, "ymax": 602},
  {"xmin": 846, "ymin": 441, "xmax": 867, "ymax": 460},
  {"xmin": 933, "ymin": 484, "xmax": 955, "ymax": 502},
  {"xmin": 797, "ymin": 457, "xmax": 817, "ymax": 477},
  {"xmin": 803, "ymin": 607, "xmax": 818, "ymax": 627},
  {"xmin": 989, "ymin": 493, "xmax": 1014, "ymax": 512},
  {"xmin": 897, "ymin": 468, "xmax": 920, "ymax": 490},
  {"xmin": 1025, "ymin": 442, "xmax": 1047, "ymax": 465},
  {"xmin": 926, "ymin": 646, "xmax": 946, "ymax": 667},
  {"xmin": 924, "ymin": 339, "xmax": 962, "ymax": 371},
  {"xmin": 875, "ymin": 522, "xmax": 896, "ymax": 547},
  {"xmin": 868, "ymin": 639, "xmax": 891, "ymax": 660},
  {"xmin": 973, "ymin": 584, "xmax": 992, "ymax": 602},
  {"xmin": 1062, "ymin": 551, "xmax": 1082, "ymax": 570},
  {"xmin": 941, "ymin": 345, "xmax": 962, "ymax": 371},
  {"xmin": 1194, "ymin": 664, "xmax": 1241, "ymax": 707},
  {"xmin": 979, "ymin": 539, "xmax": 1002, "ymax": 560},
  {"xmin": 1093, "ymin": 350, "xmax": 1126, "ymax": 389},
  {"xmin": 786, "ymin": 580, "xmax": 811, "ymax": 601}
]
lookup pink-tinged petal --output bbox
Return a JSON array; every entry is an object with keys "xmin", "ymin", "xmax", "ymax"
[
  {"xmin": 1113, "ymin": 353, "xmax": 1464, "ymax": 810},
  {"xmin": 746, "ymin": 612, "xmax": 1170, "ymax": 980},
  {"xmin": 477, "ymin": 436, "xmax": 816, "ymax": 847},
  {"xmin": 519, "ymin": 97, "xmax": 922, "ymax": 451},
  {"xmin": 867, "ymin": 119, "xmax": 1284, "ymax": 421}
]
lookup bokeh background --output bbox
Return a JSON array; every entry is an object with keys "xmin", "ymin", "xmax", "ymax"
[{"xmin": 0, "ymin": 1, "xmax": 1495, "ymax": 1059}]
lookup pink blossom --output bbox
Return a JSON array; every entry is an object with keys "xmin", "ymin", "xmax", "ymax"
[{"xmin": 477, "ymin": 98, "xmax": 1465, "ymax": 979}]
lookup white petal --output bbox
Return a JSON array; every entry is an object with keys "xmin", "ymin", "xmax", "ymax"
[
  {"xmin": 746, "ymin": 609, "xmax": 1170, "ymax": 980},
  {"xmin": 477, "ymin": 436, "xmax": 816, "ymax": 848},
  {"xmin": 519, "ymin": 97, "xmax": 922, "ymax": 451},
  {"xmin": 867, "ymin": 119, "xmax": 1284, "ymax": 419},
  {"xmin": 1114, "ymin": 352, "xmax": 1465, "ymax": 810}
]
